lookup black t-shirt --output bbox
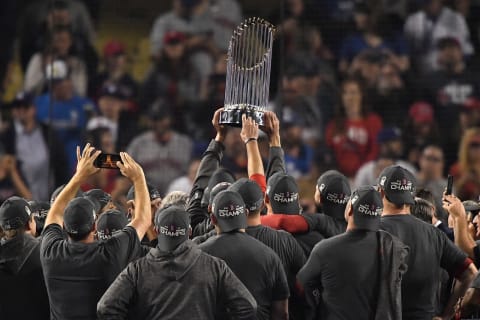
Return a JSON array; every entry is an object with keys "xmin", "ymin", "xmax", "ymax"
[
  {"xmin": 381, "ymin": 214, "xmax": 468, "ymax": 319},
  {"xmin": 302, "ymin": 213, "xmax": 347, "ymax": 238},
  {"xmin": 40, "ymin": 224, "xmax": 141, "ymax": 319},
  {"xmin": 0, "ymin": 234, "xmax": 49, "ymax": 319},
  {"xmin": 199, "ymin": 231, "xmax": 289, "ymax": 320},
  {"xmin": 297, "ymin": 229, "xmax": 380, "ymax": 320},
  {"xmin": 293, "ymin": 231, "xmax": 325, "ymax": 257}
]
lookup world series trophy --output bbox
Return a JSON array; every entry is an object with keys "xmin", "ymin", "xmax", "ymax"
[{"xmin": 220, "ymin": 17, "xmax": 276, "ymax": 127}]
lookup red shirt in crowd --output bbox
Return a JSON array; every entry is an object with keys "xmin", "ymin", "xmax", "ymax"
[{"xmin": 325, "ymin": 113, "xmax": 383, "ymax": 177}]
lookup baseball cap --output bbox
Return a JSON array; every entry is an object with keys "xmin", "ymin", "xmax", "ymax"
[
  {"xmin": 350, "ymin": 186, "xmax": 383, "ymax": 231},
  {"xmin": 126, "ymin": 183, "xmax": 162, "ymax": 202},
  {"xmin": 96, "ymin": 209, "xmax": 128, "ymax": 240},
  {"xmin": 201, "ymin": 168, "xmax": 236, "ymax": 207},
  {"xmin": 409, "ymin": 102, "xmax": 434, "ymax": 124},
  {"xmin": 212, "ymin": 190, "xmax": 247, "ymax": 232},
  {"xmin": 267, "ymin": 172, "xmax": 299, "ymax": 215},
  {"xmin": 50, "ymin": 184, "xmax": 84, "ymax": 204},
  {"xmin": 29, "ymin": 200, "xmax": 50, "ymax": 235},
  {"xmin": 99, "ymin": 83, "xmax": 129, "ymax": 100},
  {"xmin": 228, "ymin": 178, "xmax": 264, "ymax": 212},
  {"xmin": 103, "ymin": 40, "xmax": 126, "ymax": 58},
  {"xmin": 163, "ymin": 31, "xmax": 186, "ymax": 45},
  {"xmin": 0, "ymin": 197, "xmax": 32, "ymax": 231},
  {"xmin": 378, "ymin": 165, "xmax": 416, "ymax": 206},
  {"xmin": 154, "ymin": 205, "xmax": 190, "ymax": 252},
  {"xmin": 63, "ymin": 198, "xmax": 96, "ymax": 235},
  {"xmin": 45, "ymin": 60, "xmax": 69, "ymax": 81},
  {"xmin": 316, "ymin": 170, "xmax": 351, "ymax": 219},
  {"xmin": 209, "ymin": 182, "xmax": 232, "ymax": 206},
  {"xmin": 10, "ymin": 91, "xmax": 34, "ymax": 108},
  {"xmin": 377, "ymin": 127, "xmax": 402, "ymax": 144},
  {"xmin": 463, "ymin": 200, "xmax": 480, "ymax": 214},
  {"xmin": 84, "ymin": 189, "xmax": 112, "ymax": 214}
]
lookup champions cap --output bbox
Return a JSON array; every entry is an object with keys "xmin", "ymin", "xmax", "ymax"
[
  {"xmin": 212, "ymin": 190, "xmax": 247, "ymax": 232},
  {"xmin": 0, "ymin": 197, "xmax": 32, "ymax": 231},
  {"xmin": 63, "ymin": 198, "xmax": 96, "ymax": 235},
  {"xmin": 267, "ymin": 172, "xmax": 299, "ymax": 214},
  {"xmin": 316, "ymin": 170, "xmax": 351, "ymax": 219},
  {"xmin": 154, "ymin": 205, "xmax": 190, "ymax": 252},
  {"xmin": 378, "ymin": 165, "xmax": 416, "ymax": 206},
  {"xmin": 350, "ymin": 186, "xmax": 383, "ymax": 231}
]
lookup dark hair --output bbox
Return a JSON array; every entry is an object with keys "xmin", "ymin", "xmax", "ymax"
[
  {"xmin": 415, "ymin": 188, "xmax": 436, "ymax": 205},
  {"xmin": 333, "ymin": 76, "xmax": 369, "ymax": 134},
  {"xmin": 49, "ymin": 0, "xmax": 68, "ymax": 11},
  {"xmin": 411, "ymin": 198, "xmax": 434, "ymax": 223},
  {"xmin": 85, "ymin": 127, "xmax": 111, "ymax": 150}
]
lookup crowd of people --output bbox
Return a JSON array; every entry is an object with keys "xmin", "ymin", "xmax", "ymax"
[{"xmin": 3, "ymin": 0, "xmax": 480, "ymax": 318}]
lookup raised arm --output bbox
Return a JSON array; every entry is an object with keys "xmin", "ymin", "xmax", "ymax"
[
  {"xmin": 118, "ymin": 152, "xmax": 151, "ymax": 240},
  {"xmin": 264, "ymin": 111, "xmax": 286, "ymax": 179},
  {"xmin": 187, "ymin": 108, "xmax": 226, "ymax": 230},
  {"xmin": 443, "ymin": 194, "xmax": 477, "ymax": 259},
  {"xmin": 45, "ymin": 144, "xmax": 100, "ymax": 227},
  {"xmin": 240, "ymin": 114, "xmax": 264, "ymax": 178}
]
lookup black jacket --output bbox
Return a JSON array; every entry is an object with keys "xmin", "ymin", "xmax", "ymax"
[
  {"xmin": 97, "ymin": 241, "xmax": 257, "ymax": 320},
  {"xmin": 0, "ymin": 234, "xmax": 50, "ymax": 319},
  {"xmin": 1, "ymin": 122, "xmax": 69, "ymax": 190},
  {"xmin": 187, "ymin": 139, "xmax": 224, "ymax": 237}
]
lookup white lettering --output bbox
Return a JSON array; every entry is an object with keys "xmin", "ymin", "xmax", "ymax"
[
  {"xmin": 160, "ymin": 226, "xmax": 186, "ymax": 237},
  {"xmin": 273, "ymin": 192, "xmax": 298, "ymax": 203}
]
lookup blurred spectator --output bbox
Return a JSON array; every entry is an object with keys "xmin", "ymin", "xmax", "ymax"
[
  {"xmin": 0, "ymin": 152, "xmax": 32, "ymax": 203},
  {"xmin": 339, "ymin": 4, "xmax": 409, "ymax": 73},
  {"xmin": 149, "ymin": 0, "xmax": 215, "ymax": 81},
  {"xmin": 403, "ymin": 102, "xmax": 440, "ymax": 165},
  {"xmin": 209, "ymin": 0, "xmax": 242, "ymax": 51},
  {"xmin": 1, "ymin": 92, "xmax": 68, "ymax": 201},
  {"xmin": 354, "ymin": 127, "xmax": 416, "ymax": 188},
  {"xmin": 90, "ymin": 40, "xmax": 138, "ymax": 107},
  {"xmin": 416, "ymin": 145, "xmax": 447, "ymax": 216},
  {"xmin": 281, "ymin": 111, "xmax": 314, "ymax": 179},
  {"xmin": 34, "ymin": 60, "xmax": 95, "ymax": 172},
  {"xmin": 450, "ymin": 127, "xmax": 480, "ymax": 200},
  {"xmin": 19, "ymin": 0, "xmax": 97, "ymax": 75},
  {"xmin": 348, "ymin": 50, "xmax": 383, "ymax": 89},
  {"xmin": 126, "ymin": 101, "xmax": 193, "ymax": 195},
  {"xmin": 87, "ymin": 84, "xmax": 138, "ymax": 151},
  {"xmin": 325, "ymin": 77, "xmax": 383, "ymax": 178},
  {"xmin": 404, "ymin": 0, "xmax": 474, "ymax": 73},
  {"xmin": 452, "ymin": 0, "xmax": 480, "ymax": 53},
  {"xmin": 142, "ymin": 31, "xmax": 200, "ymax": 130},
  {"xmin": 370, "ymin": 61, "xmax": 410, "ymax": 126},
  {"xmin": 0, "ymin": 1, "xmax": 19, "ymax": 96},
  {"xmin": 24, "ymin": 26, "xmax": 87, "ymax": 96},
  {"xmin": 167, "ymin": 158, "xmax": 200, "ymax": 194}
]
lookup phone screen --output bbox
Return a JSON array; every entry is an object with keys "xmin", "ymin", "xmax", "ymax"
[
  {"xmin": 94, "ymin": 154, "xmax": 122, "ymax": 169},
  {"xmin": 446, "ymin": 175, "xmax": 454, "ymax": 195}
]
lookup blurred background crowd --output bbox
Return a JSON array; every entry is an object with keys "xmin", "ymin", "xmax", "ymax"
[{"xmin": 1, "ymin": 0, "xmax": 480, "ymax": 206}]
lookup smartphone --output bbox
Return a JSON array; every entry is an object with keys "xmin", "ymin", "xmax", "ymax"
[
  {"xmin": 94, "ymin": 154, "xmax": 122, "ymax": 169},
  {"xmin": 446, "ymin": 175, "xmax": 454, "ymax": 195}
]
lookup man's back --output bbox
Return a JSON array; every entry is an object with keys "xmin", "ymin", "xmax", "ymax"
[
  {"xmin": 298, "ymin": 230, "xmax": 379, "ymax": 320},
  {"xmin": 381, "ymin": 214, "xmax": 467, "ymax": 319},
  {"xmin": 200, "ymin": 232, "xmax": 289, "ymax": 320},
  {"xmin": 0, "ymin": 234, "xmax": 49, "ymax": 319},
  {"xmin": 40, "ymin": 224, "xmax": 140, "ymax": 319},
  {"xmin": 98, "ymin": 241, "xmax": 256, "ymax": 319}
]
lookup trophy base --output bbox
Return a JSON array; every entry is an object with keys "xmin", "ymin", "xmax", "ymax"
[{"xmin": 219, "ymin": 107, "xmax": 265, "ymax": 127}]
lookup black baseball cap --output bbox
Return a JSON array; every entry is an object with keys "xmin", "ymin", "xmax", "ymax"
[
  {"xmin": 267, "ymin": 172, "xmax": 299, "ymax": 215},
  {"xmin": 316, "ymin": 170, "xmax": 351, "ymax": 220},
  {"xmin": 51, "ymin": 184, "xmax": 84, "ymax": 204},
  {"xmin": 209, "ymin": 182, "xmax": 232, "ymax": 206},
  {"xmin": 96, "ymin": 209, "xmax": 128, "ymax": 240},
  {"xmin": 212, "ymin": 190, "xmax": 247, "ymax": 232},
  {"xmin": 29, "ymin": 200, "xmax": 50, "ymax": 235},
  {"xmin": 201, "ymin": 168, "xmax": 236, "ymax": 207},
  {"xmin": 84, "ymin": 189, "xmax": 112, "ymax": 213},
  {"xmin": 0, "ymin": 197, "xmax": 32, "ymax": 231},
  {"xmin": 63, "ymin": 198, "xmax": 96, "ymax": 235},
  {"xmin": 229, "ymin": 178, "xmax": 264, "ymax": 213},
  {"xmin": 99, "ymin": 83, "xmax": 129, "ymax": 100},
  {"xmin": 378, "ymin": 165, "xmax": 416, "ymax": 206},
  {"xmin": 10, "ymin": 91, "xmax": 34, "ymax": 108},
  {"xmin": 126, "ymin": 183, "xmax": 162, "ymax": 202},
  {"xmin": 154, "ymin": 205, "xmax": 190, "ymax": 252},
  {"xmin": 350, "ymin": 186, "xmax": 383, "ymax": 231}
]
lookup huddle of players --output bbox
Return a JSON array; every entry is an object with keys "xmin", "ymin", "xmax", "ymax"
[{"xmin": 2, "ymin": 107, "xmax": 480, "ymax": 319}]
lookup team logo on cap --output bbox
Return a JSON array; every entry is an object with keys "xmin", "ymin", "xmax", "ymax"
[
  {"xmin": 390, "ymin": 179, "xmax": 413, "ymax": 191},
  {"xmin": 358, "ymin": 204, "xmax": 382, "ymax": 216},
  {"xmin": 218, "ymin": 204, "xmax": 243, "ymax": 217},
  {"xmin": 160, "ymin": 224, "xmax": 186, "ymax": 237},
  {"xmin": 351, "ymin": 195, "xmax": 359, "ymax": 204},
  {"xmin": 319, "ymin": 184, "xmax": 326, "ymax": 192},
  {"xmin": 380, "ymin": 176, "xmax": 387, "ymax": 187},
  {"xmin": 273, "ymin": 192, "xmax": 298, "ymax": 203},
  {"xmin": 326, "ymin": 193, "xmax": 349, "ymax": 204},
  {"xmin": 25, "ymin": 206, "xmax": 31, "ymax": 216}
]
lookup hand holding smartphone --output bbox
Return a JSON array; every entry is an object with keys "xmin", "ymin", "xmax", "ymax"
[{"xmin": 94, "ymin": 153, "xmax": 123, "ymax": 170}]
